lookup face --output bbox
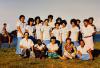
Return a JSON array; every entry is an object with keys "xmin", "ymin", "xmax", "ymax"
[
  {"xmin": 66, "ymin": 39, "xmax": 71, "ymax": 44},
  {"xmin": 71, "ymin": 22, "xmax": 75, "ymax": 27},
  {"xmin": 30, "ymin": 21, "xmax": 33, "ymax": 26},
  {"xmin": 49, "ymin": 18, "xmax": 52, "ymax": 22},
  {"xmin": 55, "ymin": 24, "xmax": 59, "ymax": 29},
  {"xmin": 24, "ymin": 33, "xmax": 29, "ymax": 39},
  {"xmin": 62, "ymin": 23, "xmax": 66, "ymax": 28},
  {"xmin": 20, "ymin": 17, "xmax": 25, "ymax": 23},
  {"xmin": 44, "ymin": 20, "xmax": 48, "ymax": 26},
  {"xmin": 89, "ymin": 19, "xmax": 93, "ymax": 24},
  {"xmin": 36, "ymin": 19, "xmax": 40, "ymax": 24},
  {"xmin": 51, "ymin": 39, "xmax": 56, "ymax": 44},
  {"xmin": 77, "ymin": 21, "xmax": 80, "ymax": 25},
  {"xmin": 84, "ymin": 21, "xmax": 88, "ymax": 27},
  {"xmin": 80, "ymin": 41, "xmax": 85, "ymax": 47}
]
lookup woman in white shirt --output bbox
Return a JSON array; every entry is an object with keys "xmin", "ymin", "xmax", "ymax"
[
  {"xmin": 60, "ymin": 20, "xmax": 70, "ymax": 55},
  {"xmin": 77, "ymin": 40, "xmax": 93, "ymax": 60},
  {"xmin": 25, "ymin": 18, "xmax": 36, "ymax": 44},
  {"xmin": 70, "ymin": 19, "xmax": 79, "ymax": 48},
  {"xmin": 20, "ymin": 32, "xmax": 34, "ymax": 58},
  {"xmin": 47, "ymin": 36, "xmax": 61, "ymax": 59},
  {"xmin": 81, "ymin": 19, "xmax": 95, "ymax": 50},
  {"xmin": 35, "ymin": 16, "xmax": 42, "ymax": 40},
  {"xmin": 16, "ymin": 15, "xmax": 26, "ymax": 55},
  {"xmin": 48, "ymin": 15, "xmax": 55, "ymax": 29},
  {"xmin": 41, "ymin": 19, "xmax": 52, "ymax": 46}
]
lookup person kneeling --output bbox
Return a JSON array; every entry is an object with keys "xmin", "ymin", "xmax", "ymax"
[
  {"xmin": 47, "ymin": 36, "xmax": 61, "ymax": 59},
  {"xmin": 20, "ymin": 32, "xmax": 34, "ymax": 58},
  {"xmin": 34, "ymin": 39, "xmax": 47, "ymax": 59},
  {"xmin": 77, "ymin": 40, "xmax": 93, "ymax": 60}
]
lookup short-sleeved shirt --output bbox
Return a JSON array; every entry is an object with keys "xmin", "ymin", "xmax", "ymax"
[
  {"xmin": 47, "ymin": 43, "xmax": 59, "ymax": 51},
  {"xmin": 81, "ymin": 25, "xmax": 95, "ymax": 37},
  {"xmin": 70, "ymin": 26, "xmax": 79, "ymax": 41},
  {"xmin": 77, "ymin": 46, "xmax": 88, "ymax": 54},
  {"xmin": 60, "ymin": 27, "xmax": 69, "ymax": 42},
  {"xmin": 48, "ymin": 21, "xmax": 55, "ymax": 28},
  {"xmin": 20, "ymin": 38, "xmax": 34, "ymax": 49},
  {"xmin": 16, "ymin": 21, "xmax": 26, "ymax": 37},
  {"xmin": 34, "ymin": 44, "xmax": 45, "ymax": 50},
  {"xmin": 52, "ymin": 28, "xmax": 60, "ymax": 41},
  {"xmin": 26, "ymin": 25, "xmax": 35, "ymax": 36},
  {"xmin": 41, "ymin": 25, "xmax": 51, "ymax": 40},
  {"xmin": 35, "ymin": 24, "xmax": 42, "ymax": 39}
]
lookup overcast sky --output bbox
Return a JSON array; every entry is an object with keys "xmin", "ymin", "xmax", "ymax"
[{"xmin": 0, "ymin": 0, "xmax": 100, "ymax": 32}]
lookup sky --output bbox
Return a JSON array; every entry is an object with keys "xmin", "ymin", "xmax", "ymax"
[{"xmin": 0, "ymin": 0, "xmax": 100, "ymax": 32}]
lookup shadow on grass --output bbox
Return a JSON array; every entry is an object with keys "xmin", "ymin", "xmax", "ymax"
[{"xmin": 93, "ymin": 49, "xmax": 100, "ymax": 57}]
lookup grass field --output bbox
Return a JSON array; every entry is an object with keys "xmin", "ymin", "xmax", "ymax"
[{"xmin": 0, "ymin": 42, "xmax": 100, "ymax": 68}]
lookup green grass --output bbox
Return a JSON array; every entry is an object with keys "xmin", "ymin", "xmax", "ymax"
[{"xmin": 0, "ymin": 42, "xmax": 100, "ymax": 68}]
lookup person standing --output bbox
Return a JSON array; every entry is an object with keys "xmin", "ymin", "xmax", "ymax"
[{"xmin": 16, "ymin": 15, "xmax": 26, "ymax": 55}]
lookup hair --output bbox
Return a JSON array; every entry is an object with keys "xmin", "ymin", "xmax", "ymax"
[
  {"xmin": 88, "ymin": 17, "xmax": 94, "ymax": 21},
  {"xmin": 66, "ymin": 38, "xmax": 71, "ymax": 42},
  {"xmin": 55, "ymin": 22, "xmax": 60, "ymax": 26},
  {"xmin": 48, "ymin": 15, "xmax": 53, "ymax": 19},
  {"xmin": 70, "ymin": 19, "xmax": 77, "ymax": 25},
  {"xmin": 24, "ymin": 32, "xmax": 29, "ymax": 36},
  {"xmin": 35, "ymin": 16, "xmax": 41, "ymax": 24},
  {"xmin": 50, "ymin": 36, "xmax": 56, "ymax": 42},
  {"xmin": 44, "ymin": 19, "xmax": 49, "ymax": 22},
  {"xmin": 61, "ymin": 20, "xmax": 67, "ymax": 26},
  {"xmin": 19, "ymin": 15, "xmax": 25, "ymax": 20},
  {"xmin": 27, "ymin": 18, "xmax": 34, "ymax": 25},
  {"xmin": 3, "ymin": 23, "xmax": 7, "ymax": 25},
  {"xmin": 56, "ymin": 17, "xmax": 62, "ymax": 23},
  {"xmin": 37, "ymin": 39, "xmax": 42, "ymax": 45},
  {"xmin": 83, "ymin": 19, "xmax": 89, "ymax": 23},
  {"xmin": 76, "ymin": 19, "xmax": 81, "ymax": 23}
]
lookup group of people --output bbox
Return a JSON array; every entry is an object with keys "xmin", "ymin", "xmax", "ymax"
[{"xmin": 14, "ymin": 15, "xmax": 96, "ymax": 60}]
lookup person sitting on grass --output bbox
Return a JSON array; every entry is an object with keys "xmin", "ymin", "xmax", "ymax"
[
  {"xmin": 61, "ymin": 38, "xmax": 76, "ymax": 60},
  {"xmin": 77, "ymin": 40, "xmax": 93, "ymax": 60},
  {"xmin": 34, "ymin": 39, "xmax": 47, "ymax": 59},
  {"xmin": 47, "ymin": 36, "xmax": 61, "ymax": 59},
  {"xmin": 20, "ymin": 32, "xmax": 34, "ymax": 58}
]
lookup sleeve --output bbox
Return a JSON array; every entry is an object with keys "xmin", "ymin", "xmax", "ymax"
[
  {"xmin": 16, "ymin": 22, "xmax": 20, "ymax": 27},
  {"xmin": 25, "ymin": 25, "xmax": 28, "ymax": 30},
  {"xmin": 20, "ymin": 39, "xmax": 23, "ymax": 46},
  {"xmin": 55, "ymin": 44, "xmax": 59, "ymax": 50},
  {"xmin": 30, "ymin": 40, "xmax": 34, "ymax": 47},
  {"xmin": 90, "ymin": 26, "xmax": 95, "ymax": 34}
]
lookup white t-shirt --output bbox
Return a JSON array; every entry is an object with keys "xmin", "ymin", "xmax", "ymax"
[
  {"xmin": 70, "ymin": 26, "xmax": 79, "ymax": 41},
  {"xmin": 16, "ymin": 21, "xmax": 26, "ymax": 37},
  {"xmin": 48, "ymin": 21, "xmax": 55, "ymax": 28},
  {"xmin": 34, "ymin": 44, "xmax": 45, "ymax": 50},
  {"xmin": 81, "ymin": 25, "xmax": 95, "ymax": 37},
  {"xmin": 47, "ymin": 43, "xmax": 59, "ymax": 51},
  {"xmin": 77, "ymin": 46, "xmax": 88, "ymax": 54},
  {"xmin": 52, "ymin": 28, "xmax": 60, "ymax": 41},
  {"xmin": 60, "ymin": 27, "xmax": 69, "ymax": 42},
  {"xmin": 41, "ymin": 25, "xmax": 51, "ymax": 40},
  {"xmin": 35, "ymin": 24, "xmax": 42, "ymax": 39},
  {"xmin": 20, "ymin": 38, "xmax": 34, "ymax": 50},
  {"xmin": 26, "ymin": 25, "xmax": 35, "ymax": 36}
]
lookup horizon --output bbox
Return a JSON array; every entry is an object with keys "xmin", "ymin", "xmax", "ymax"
[{"xmin": 0, "ymin": 0, "xmax": 100, "ymax": 32}]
